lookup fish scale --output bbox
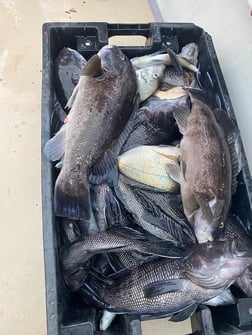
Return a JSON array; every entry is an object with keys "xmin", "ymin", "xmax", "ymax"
[
  {"xmin": 84, "ymin": 239, "xmax": 252, "ymax": 316},
  {"xmin": 54, "ymin": 46, "xmax": 137, "ymax": 221}
]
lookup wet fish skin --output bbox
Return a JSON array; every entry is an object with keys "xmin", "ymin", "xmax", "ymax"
[
  {"xmin": 61, "ymin": 225, "xmax": 181, "ymax": 273},
  {"xmin": 90, "ymin": 183, "xmax": 111, "ymax": 231},
  {"xmin": 136, "ymin": 65, "xmax": 165, "ymax": 102},
  {"xmin": 83, "ymin": 239, "xmax": 252, "ymax": 316},
  {"xmin": 173, "ymin": 94, "xmax": 232, "ymax": 243},
  {"xmin": 120, "ymin": 112, "xmax": 176, "ymax": 153},
  {"xmin": 131, "ymin": 51, "xmax": 198, "ymax": 73},
  {"xmin": 161, "ymin": 67, "xmax": 197, "ymax": 88},
  {"xmin": 140, "ymin": 94, "xmax": 189, "ymax": 131},
  {"xmin": 117, "ymin": 175, "xmax": 194, "ymax": 243},
  {"xmin": 118, "ymin": 145, "xmax": 180, "ymax": 192},
  {"xmin": 54, "ymin": 47, "xmax": 87, "ymax": 110},
  {"xmin": 54, "ymin": 45, "xmax": 137, "ymax": 221}
]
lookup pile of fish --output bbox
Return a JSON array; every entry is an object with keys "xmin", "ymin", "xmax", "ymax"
[{"xmin": 44, "ymin": 42, "xmax": 252, "ymax": 331}]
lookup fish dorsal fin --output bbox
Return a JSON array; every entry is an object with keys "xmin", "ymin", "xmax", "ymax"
[
  {"xmin": 214, "ymin": 108, "xmax": 241, "ymax": 194},
  {"xmin": 173, "ymin": 108, "xmax": 190, "ymax": 135},
  {"xmin": 82, "ymin": 54, "xmax": 102, "ymax": 78},
  {"xmin": 166, "ymin": 48, "xmax": 183, "ymax": 74},
  {"xmin": 214, "ymin": 108, "xmax": 237, "ymax": 143}
]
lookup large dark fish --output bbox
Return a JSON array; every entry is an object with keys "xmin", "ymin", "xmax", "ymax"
[
  {"xmin": 61, "ymin": 226, "xmax": 182, "ymax": 273},
  {"xmin": 54, "ymin": 45, "xmax": 137, "ymax": 220},
  {"xmin": 170, "ymin": 90, "xmax": 239, "ymax": 243},
  {"xmin": 83, "ymin": 239, "xmax": 252, "ymax": 318},
  {"xmin": 54, "ymin": 47, "xmax": 87, "ymax": 110}
]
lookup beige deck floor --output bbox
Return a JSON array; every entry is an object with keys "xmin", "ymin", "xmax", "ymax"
[{"xmin": 0, "ymin": 1, "xmax": 193, "ymax": 334}]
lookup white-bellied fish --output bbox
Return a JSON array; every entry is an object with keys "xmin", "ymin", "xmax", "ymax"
[{"xmin": 131, "ymin": 50, "xmax": 198, "ymax": 73}]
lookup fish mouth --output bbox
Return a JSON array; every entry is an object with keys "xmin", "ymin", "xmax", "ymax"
[{"xmin": 98, "ymin": 45, "xmax": 126, "ymax": 72}]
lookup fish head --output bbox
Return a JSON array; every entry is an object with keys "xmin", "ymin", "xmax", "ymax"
[
  {"xmin": 186, "ymin": 239, "xmax": 252, "ymax": 289},
  {"xmin": 140, "ymin": 65, "xmax": 165, "ymax": 83},
  {"xmin": 190, "ymin": 238, "xmax": 252, "ymax": 270},
  {"xmin": 98, "ymin": 45, "xmax": 130, "ymax": 76}
]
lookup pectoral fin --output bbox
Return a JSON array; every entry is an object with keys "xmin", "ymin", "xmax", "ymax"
[
  {"xmin": 166, "ymin": 164, "xmax": 181, "ymax": 184},
  {"xmin": 144, "ymin": 279, "xmax": 184, "ymax": 298},
  {"xmin": 43, "ymin": 124, "xmax": 66, "ymax": 161}
]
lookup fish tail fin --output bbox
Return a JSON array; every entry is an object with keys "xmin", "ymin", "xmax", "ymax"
[{"xmin": 54, "ymin": 171, "xmax": 91, "ymax": 220}]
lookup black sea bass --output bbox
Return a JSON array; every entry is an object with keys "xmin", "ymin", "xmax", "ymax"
[{"xmin": 54, "ymin": 45, "xmax": 137, "ymax": 220}]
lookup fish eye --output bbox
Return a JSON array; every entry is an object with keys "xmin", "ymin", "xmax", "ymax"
[
  {"xmin": 219, "ymin": 222, "xmax": 224, "ymax": 229},
  {"xmin": 153, "ymin": 73, "xmax": 159, "ymax": 79}
]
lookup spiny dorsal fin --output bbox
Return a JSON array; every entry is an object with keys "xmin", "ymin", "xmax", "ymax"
[{"xmin": 214, "ymin": 108, "xmax": 241, "ymax": 194}]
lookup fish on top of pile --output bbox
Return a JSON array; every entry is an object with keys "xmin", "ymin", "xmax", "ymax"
[{"xmin": 43, "ymin": 42, "xmax": 250, "ymax": 331}]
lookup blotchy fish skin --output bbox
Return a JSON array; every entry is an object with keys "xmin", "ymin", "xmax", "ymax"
[
  {"xmin": 54, "ymin": 45, "xmax": 137, "ymax": 221},
  {"xmin": 161, "ymin": 68, "xmax": 197, "ymax": 88},
  {"xmin": 174, "ymin": 95, "xmax": 232, "ymax": 243},
  {"xmin": 83, "ymin": 239, "xmax": 252, "ymax": 316}
]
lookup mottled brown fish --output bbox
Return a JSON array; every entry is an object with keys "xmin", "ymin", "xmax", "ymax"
[
  {"xmin": 54, "ymin": 45, "xmax": 137, "ymax": 220},
  {"xmin": 170, "ymin": 90, "xmax": 239, "ymax": 243}
]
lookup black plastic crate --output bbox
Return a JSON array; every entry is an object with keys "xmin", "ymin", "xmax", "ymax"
[{"xmin": 41, "ymin": 22, "xmax": 252, "ymax": 335}]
